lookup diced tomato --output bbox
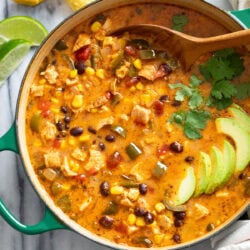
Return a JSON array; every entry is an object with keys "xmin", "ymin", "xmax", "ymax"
[
  {"xmin": 37, "ymin": 99, "xmax": 50, "ymax": 112},
  {"xmin": 75, "ymin": 45, "xmax": 91, "ymax": 61},
  {"xmin": 41, "ymin": 109, "xmax": 51, "ymax": 118},
  {"xmin": 124, "ymin": 45, "xmax": 137, "ymax": 57},
  {"xmin": 52, "ymin": 138, "xmax": 61, "ymax": 148},
  {"xmin": 114, "ymin": 221, "xmax": 128, "ymax": 234},
  {"xmin": 107, "ymin": 151, "xmax": 123, "ymax": 169},
  {"xmin": 153, "ymin": 100, "xmax": 164, "ymax": 116},
  {"xmin": 88, "ymin": 167, "xmax": 99, "ymax": 176},
  {"xmin": 125, "ymin": 77, "xmax": 140, "ymax": 87},
  {"xmin": 74, "ymin": 174, "xmax": 87, "ymax": 182},
  {"xmin": 157, "ymin": 144, "xmax": 169, "ymax": 156}
]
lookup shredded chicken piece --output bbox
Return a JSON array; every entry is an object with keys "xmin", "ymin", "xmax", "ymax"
[
  {"xmin": 30, "ymin": 85, "xmax": 44, "ymax": 97},
  {"xmin": 79, "ymin": 197, "xmax": 92, "ymax": 211},
  {"xmin": 86, "ymin": 95, "xmax": 109, "ymax": 111},
  {"xmin": 138, "ymin": 64, "xmax": 158, "ymax": 81},
  {"xmin": 157, "ymin": 214, "xmax": 173, "ymax": 230},
  {"xmin": 131, "ymin": 105, "xmax": 151, "ymax": 125},
  {"xmin": 71, "ymin": 148, "xmax": 87, "ymax": 162},
  {"xmin": 41, "ymin": 121, "xmax": 57, "ymax": 140},
  {"xmin": 189, "ymin": 203, "xmax": 209, "ymax": 220},
  {"xmin": 44, "ymin": 151, "xmax": 62, "ymax": 168},
  {"xmin": 61, "ymin": 156, "xmax": 78, "ymax": 176},
  {"xmin": 95, "ymin": 116, "xmax": 114, "ymax": 130},
  {"xmin": 41, "ymin": 65, "xmax": 58, "ymax": 84},
  {"xmin": 73, "ymin": 33, "xmax": 91, "ymax": 52},
  {"xmin": 84, "ymin": 149, "xmax": 105, "ymax": 171}
]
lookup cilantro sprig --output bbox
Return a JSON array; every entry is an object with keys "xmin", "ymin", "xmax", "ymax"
[
  {"xmin": 169, "ymin": 75, "xmax": 203, "ymax": 109},
  {"xmin": 169, "ymin": 110, "xmax": 211, "ymax": 140},
  {"xmin": 199, "ymin": 48, "xmax": 245, "ymax": 110}
]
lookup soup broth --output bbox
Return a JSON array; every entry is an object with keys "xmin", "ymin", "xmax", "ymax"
[{"xmin": 25, "ymin": 3, "xmax": 250, "ymax": 248}]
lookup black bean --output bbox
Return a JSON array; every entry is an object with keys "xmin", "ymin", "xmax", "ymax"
[
  {"xmin": 169, "ymin": 141, "xmax": 184, "ymax": 153},
  {"xmin": 105, "ymin": 134, "xmax": 116, "ymax": 142},
  {"xmin": 185, "ymin": 156, "xmax": 194, "ymax": 163},
  {"xmin": 56, "ymin": 121, "xmax": 64, "ymax": 131},
  {"xmin": 74, "ymin": 60, "xmax": 86, "ymax": 75},
  {"xmin": 239, "ymin": 172, "xmax": 247, "ymax": 180},
  {"xmin": 173, "ymin": 211, "xmax": 186, "ymax": 220},
  {"xmin": 60, "ymin": 106, "xmax": 68, "ymax": 113},
  {"xmin": 100, "ymin": 181, "xmax": 110, "ymax": 196},
  {"xmin": 206, "ymin": 223, "xmax": 215, "ymax": 232},
  {"xmin": 173, "ymin": 233, "xmax": 181, "ymax": 243},
  {"xmin": 88, "ymin": 126, "xmax": 97, "ymax": 134},
  {"xmin": 159, "ymin": 95, "xmax": 170, "ymax": 103},
  {"xmin": 172, "ymin": 100, "xmax": 182, "ymax": 107},
  {"xmin": 99, "ymin": 142, "xmax": 106, "ymax": 151},
  {"xmin": 64, "ymin": 116, "xmax": 71, "ymax": 123},
  {"xmin": 174, "ymin": 219, "xmax": 184, "ymax": 227},
  {"xmin": 139, "ymin": 183, "xmax": 148, "ymax": 195},
  {"xmin": 134, "ymin": 207, "xmax": 146, "ymax": 217},
  {"xmin": 70, "ymin": 127, "xmax": 83, "ymax": 136},
  {"xmin": 99, "ymin": 215, "xmax": 114, "ymax": 229},
  {"xmin": 144, "ymin": 211, "xmax": 154, "ymax": 224},
  {"xmin": 159, "ymin": 63, "xmax": 172, "ymax": 75}
]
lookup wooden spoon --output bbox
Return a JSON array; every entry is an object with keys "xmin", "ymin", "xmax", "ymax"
[{"xmin": 111, "ymin": 24, "xmax": 250, "ymax": 71}]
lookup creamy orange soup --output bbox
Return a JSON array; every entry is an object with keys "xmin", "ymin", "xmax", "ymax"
[{"xmin": 25, "ymin": 3, "xmax": 250, "ymax": 248}]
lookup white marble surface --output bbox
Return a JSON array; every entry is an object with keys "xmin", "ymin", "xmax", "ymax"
[{"xmin": 0, "ymin": 1, "xmax": 248, "ymax": 250}]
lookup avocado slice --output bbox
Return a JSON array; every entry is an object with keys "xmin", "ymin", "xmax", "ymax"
[
  {"xmin": 228, "ymin": 104, "xmax": 250, "ymax": 134},
  {"xmin": 221, "ymin": 140, "xmax": 236, "ymax": 184},
  {"xmin": 194, "ymin": 152, "xmax": 211, "ymax": 197},
  {"xmin": 216, "ymin": 118, "xmax": 250, "ymax": 171},
  {"xmin": 172, "ymin": 166, "xmax": 196, "ymax": 205},
  {"xmin": 205, "ymin": 146, "xmax": 224, "ymax": 194}
]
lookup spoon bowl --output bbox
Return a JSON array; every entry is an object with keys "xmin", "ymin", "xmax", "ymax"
[{"xmin": 111, "ymin": 24, "xmax": 250, "ymax": 70}]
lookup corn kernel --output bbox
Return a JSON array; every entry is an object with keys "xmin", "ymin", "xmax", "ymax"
[
  {"xmin": 79, "ymin": 134, "xmax": 90, "ymax": 142},
  {"xmin": 69, "ymin": 69, "xmax": 78, "ymax": 79},
  {"xmin": 155, "ymin": 202, "xmax": 165, "ymax": 213},
  {"xmin": 77, "ymin": 84, "xmax": 84, "ymax": 91},
  {"xmin": 133, "ymin": 59, "xmax": 142, "ymax": 69},
  {"xmin": 85, "ymin": 66, "xmax": 95, "ymax": 76},
  {"xmin": 154, "ymin": 234, "xmax": 164, "ymax": 244},
  {"xmin": 91, "ymin": 21, "xmax": 102, "ymax": 33},
  {"xmin": 60, "ymin": 140, "xmax": 66, "ymax": 149},
  {"xmin": 129, "ymin": 86, "xmax": 136, "ymax": 92},
  {"xmin": 51, "ymin": 97, "xmax": 59, "ymax": 104},
  {"xmin": 90, "ymin": 108, "xmax": 98, "ymax": 113},
  {"xmin": 140, "ymin": 94, "xmax": 152, "ymax": 107},
  {"xmin": 127, "ymin": 214, "xmax": 136, "ymax": 225},
  {"xmin": 61, "ymin": 183, "xmax": 71, "ymax": 191},
  {"xmin": 96, "ymin": 69, "xmax": 105, "ymax": 79},
  {"xmin": 39, "ymin": 78, "xmax": 46, "ymax": 84},
  {"xmin": 136, "ymin": 82, "xmax": 144, "ymax": 90},
  {"xmin": 50, "ymin": 107, "xmax": 60, "ymax": 114},
  {"xmin": 34, "ymin": 139, "xmax": 42, "ymax": 147},
  {"xmin": 136, "ymin": 217, "xmax": 145, "ymax": 227},
  {"xmin": 71, "ymin": 94, "xmax": 83, "ymax": 109},
  {"xmin": 68, "ymin": 137, "xmax": 77, "ymax": 146},
  {"xmin": 110, "ymin": 186, "xmax": 124, "ymax": 195},
  {"xmin": 127, "ymin": 188, "xmax": 140, "ymax": 201}
]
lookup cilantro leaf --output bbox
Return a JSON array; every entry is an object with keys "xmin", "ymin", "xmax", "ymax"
[
  {"xmin": 168, "ymin": 110, "xmax": 211, "ymax": 140},
  {"xmin": 172, "ymin": 14, "xmax": 188, "ymax": 31},
  {"xmin": 169, "ymin": 83, "xmax": 192, "ymax": 101},
  {"xmin": 189, "ymin": 91, "xmax": 203, "ymax": 109},
  {"xmin": 211, "ymin": 80, "xmax": 237, "ymax": 99},
  {"xmin": 184, "ymin": 123, "xmax": 202, "ymax": 140},
  {"xmin": 190, "ymin": 74, "xmax": 203, "ymax": 87},
  {"xmin": 234, "ymin": 82, "xmax": 250, "ymax": 99}
]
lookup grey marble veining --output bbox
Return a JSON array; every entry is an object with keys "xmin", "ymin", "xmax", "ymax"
[{"xmin": 0, "ymin": 1, "xmax": 247, "ymax": 250}]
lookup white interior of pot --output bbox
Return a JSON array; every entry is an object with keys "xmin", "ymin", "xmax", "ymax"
[{"xmin": 16, "ymin": 0, "xmax": 249, "ymax": 249}]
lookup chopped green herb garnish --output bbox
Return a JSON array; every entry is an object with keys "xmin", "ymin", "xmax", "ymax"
[
  {"xmin": 169, "ymin": 110, "xmax": 211, "ymax": 140},
  {"xmin": 169, "ymin": 74, "xmax": 203, "ymax": 109},
  {"xmin": 172, "ymin": 14, "xmax": 189, "ymax": 31},
  {"xmin": 234, "ymin": 82, "xmax": 250, "ymax": 99},
  {"xmin": 199, "ymin": 48, "xmax": 245, "ymax": 109}
]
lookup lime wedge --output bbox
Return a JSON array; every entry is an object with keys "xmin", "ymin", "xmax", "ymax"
[
  {"xmin": 0, "ymin": 39, "xmax": 31, "ymax": 86},
  {"xmin": 0, "ymin": 16, "xmax": 48, "ymax": 46}
]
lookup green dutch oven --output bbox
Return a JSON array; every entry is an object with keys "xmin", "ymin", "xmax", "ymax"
[{"xmin": 0, "ymin": 0, "xmax": 249, "ymax": 249}]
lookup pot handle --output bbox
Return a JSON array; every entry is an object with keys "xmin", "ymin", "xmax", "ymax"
[
  {"xmin": 229, "ymin": 9, "xmax": 250, "ymax": 28},
  {"xmin": 0, "ymin": 123, "xmax": 67, "ymax": 234}
]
